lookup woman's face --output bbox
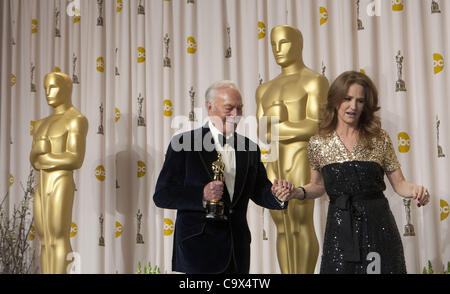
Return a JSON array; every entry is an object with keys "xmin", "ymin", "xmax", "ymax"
[{"xmin": 336, "ymin": 83, "xmax": 366, "ymax": 128}]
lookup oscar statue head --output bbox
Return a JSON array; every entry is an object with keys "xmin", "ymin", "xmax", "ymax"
[
  {"xmin": 270, "ymin": 25, "xmax": 304, "ymax": 68},
  {"xmin": 44, "ymin": 72, "xmax": 73, "ymax": 108}
]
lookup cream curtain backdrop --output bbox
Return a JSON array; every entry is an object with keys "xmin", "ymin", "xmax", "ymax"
[{"xmin": 1, "ymin": 0, "xmax": 449, "ymax": 274}]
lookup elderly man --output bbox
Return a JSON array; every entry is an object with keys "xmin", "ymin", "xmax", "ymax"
[{"xmin": 154, "ymin": 80, "xmax": 289, "ymax": 274}]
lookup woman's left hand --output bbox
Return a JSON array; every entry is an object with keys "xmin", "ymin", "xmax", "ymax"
[{"xmin": 412, "ymin": 185, "xmax": 430, "ymax": 207}]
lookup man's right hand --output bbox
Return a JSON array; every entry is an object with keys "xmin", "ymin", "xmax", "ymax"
[{"xmin": 203, "ymin": 181, "xmax": 224, "ymax": 201}]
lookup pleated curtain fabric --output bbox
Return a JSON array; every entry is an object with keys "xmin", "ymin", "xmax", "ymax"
[{"xmin": 0, "ymin": 0, "xmax": 448, "ymax": 274}]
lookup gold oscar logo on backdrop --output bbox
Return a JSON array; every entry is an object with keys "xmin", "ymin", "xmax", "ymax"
[
  {"xmin": 29, "ymin": 226, "xmax": 36, "ymax": 241},
  {"xmin": 164, "ymin": 218, "xmax": 174, "ymax": 236},
  {"xmin": 73, "ymin": 16, "xmax": 80, "ymax": 23},
  {"xmin": 392, "ymin": 0, "xmax": 404, "ymax": 11},
  {"xmin": 95, "ymin": 165, "xmax": 106, "ymax": 181},
  {"xmin": 115, "ymin": 221, "xmax": 123, "ymax": 238},
  {"xmin": 70, "ymin": 222, "xmax": 78, "ymax": 238},
  {"xmin": 320, "ymin": 7, "xmax": 328, "ymax": 25},
  {"xmin": 137, "ymin": 47, "xmax": 146, "ymax": 63},
  {"xmin": 117, "ymin": 0, "xmax": 123, "ymax": 12},
  {"xmin": 441, "ymin": 199, "xmax": 449, "ymax": 221},
  {"xmin": 31, "ymin": 19, "xmax": 38, "ymax": 34},
  {"xmin": 360, "ymin": 69, "xmax": 366, "ymax": 74},
  {"xmin": 398, "ymin": 132, "xmax": 410, "ymax": 153},
  {"xmin": 187, "ymin": 36, "xmax": 197, "ymax": 54},
  {"xmin": 137, "ymin": 160, "xmax": 146, "ymax": 178},
  {"xmin": 261, "ymin": 148, "xmax": 269, "ymax": 166},
  {"xmin": 257, "ymin": 21, "xmax": 266, "ymax": 39},
  {"xmin": 114, "ymin": 107, "xmax": 121, "ymax": 122},
  {"xmin": 11, "ymin": 74, "xmax": 16, "ymax": 87},
  {"xmin": 163, "ymin": 99, "xmax": 173, "ymax": 117},
  {"xmin": 30, "ymin": 121, "xmax": 35, "ymax": 136},
  {"xmin": 54, "ymin": 67, "xmax": 61, "ymax": 73},
  {"xmin": 96, "ymin": 57, "xmax": 104, "ymax": 72},
  {"xmin": 9, "ymin": 174, "xmax": 14, "ymax": 187},
  {"xmin": 433, "ymin": 53, "xmax": 444, "ymax": 74}
]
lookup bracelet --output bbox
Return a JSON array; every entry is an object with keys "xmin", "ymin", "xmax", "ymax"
[{"xmin": 298, "ymin": 186, "xmax": 306, "ymax": 200}]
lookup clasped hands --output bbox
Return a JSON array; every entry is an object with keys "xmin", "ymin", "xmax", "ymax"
[
  {"xmin": 271, "ymin": 179, "xmax": 299, "ymax": 202},
  {"xmin": 202, "ymin": 179, "xmax": 300, "ymax": 203}
]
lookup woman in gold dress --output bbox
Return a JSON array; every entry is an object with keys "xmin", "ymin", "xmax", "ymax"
[{"xmin": 274, "ymin": 71, "xmax": 430, "ymax": 273}]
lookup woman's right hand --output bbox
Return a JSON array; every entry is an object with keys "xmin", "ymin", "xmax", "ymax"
[{"xmin": 412, "ymin": 185, "xmax": 430, "ymax": 207}]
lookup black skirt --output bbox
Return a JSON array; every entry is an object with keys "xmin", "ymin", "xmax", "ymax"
[{"xmin": 319, "ymin": 161, "xmax": 407, "ymax": 274}]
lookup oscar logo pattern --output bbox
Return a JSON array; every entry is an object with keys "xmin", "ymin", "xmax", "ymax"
[
  {"xmin": 260, "ymin": 148, "xmax": 269, "ymax": 166},
  {"xmin": 187, "ymin": 37, "xmax": 197, "ymax": 54},
  {"xmin": 116, "ymin": 0, "xmax": 123, "ymax": 12},
  {"xmin": 398, "ymin": 132, "xmax": 410, "ymax": 153},
  {"xmin": 163, "ymin": 218, "xmax": 174, "ymax": 236},
  {"xmin": 115, "ymin": 221, "xmax": 123, "ymax": 238},
  {"xmin": 441, "ymin": 199, "xmax": 449, "ymax": 221},
  {"xmin": 433, "ymin": 53, "xmax": 444, "ymax": 74},
  {"xmin": 137, "ymin": 160, "xmax": 146, "ymax": 178},
  {"xmin": 320, "ymin": 7, "xmax": 328, "ymax": 25},
  {"xmin": 30, "ymin": 121, "xmax": 35, "ymax": 136},
  {"xmin": 9, "ymin": 174, "xmax": 14, "ymax": 187},
  {"xmin": 392, "ymin": 0, "xmax": 404, "ymax": 11},
  {"xmin": 95, "ymin": 165, "xmax": 106, "ymax": 182},
  {"xmin": 163, "ymin": 99, "xmax": 173, "ymax": 117},
  {"xmin": 29, "ymin": 226, "xmax": 35, "ymax": 241},
  {"xmin": 70, "ymin": 222, "xmax": 78, "ymax": 238},
  {"xmin": 257, "ymin": 21, "xmax": 266, "ymax": 39},
  {"xmin": 96, "ymin": 57, "xmax": 104, "ymax": 72},
  {"xmin": 114, "ymin": 108, "xmax": 121, "ymax": 122},
  {"xmin": 137, "ymin": 47, "xmax": 146, "ymax": 63},
  {"xmin": 31, "ymin": 19, "xmax": 38, "ymax": 34}
]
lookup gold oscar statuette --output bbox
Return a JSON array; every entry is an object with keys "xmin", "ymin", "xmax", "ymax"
[
  {"xmin": 30, "ymin": 72, "xmax": 88, "ymax": 274},
  {"xmin": 256, "ymin": 25, "xmax": 328, "ymax": 273},
  {"xmin": 205, "ymin": 153, "xmax": 227, "ymax": 220}
]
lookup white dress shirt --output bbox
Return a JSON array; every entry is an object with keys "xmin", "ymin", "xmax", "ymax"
[{"xmin": 208, "ymin": 120, "xmax": 236, "ymax": 202}]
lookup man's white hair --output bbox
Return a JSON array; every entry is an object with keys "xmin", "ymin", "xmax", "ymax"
[{"xmin": 205, "ymin": 80, "xmax": 240, "ymax": 105}]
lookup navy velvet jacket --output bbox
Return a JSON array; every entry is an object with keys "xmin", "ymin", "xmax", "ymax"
[{"xmin": 153, "ymin": 125, "xmax": 286, "ymax": 274}]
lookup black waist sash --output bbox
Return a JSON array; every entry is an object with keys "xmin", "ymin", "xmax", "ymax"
[{"xmin": 330, "ymin": 191, "xmax": 385, "ymax": 262}]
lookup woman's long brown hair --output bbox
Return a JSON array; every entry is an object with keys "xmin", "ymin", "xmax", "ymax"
[{"xmin": 319, "ymin": 71, "xmax": 382, "ymax": 149}]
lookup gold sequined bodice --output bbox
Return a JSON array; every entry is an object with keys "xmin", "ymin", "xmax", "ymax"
[{"xmin": 308, "ymin": 129, "xmax": 400, "ymax": 172}]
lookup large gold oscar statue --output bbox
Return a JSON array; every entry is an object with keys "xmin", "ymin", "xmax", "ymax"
[
  {"xmin": 256, "ymin": 25, "xmax": 328, "ymax": 273},
  {"xmin": 30, "ymin": 72, "xmax": 88, "ymax": 274}
]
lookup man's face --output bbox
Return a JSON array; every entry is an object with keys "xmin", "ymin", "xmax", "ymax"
[
  {"xmin": 270, "ymin": 27, "xmax": 301, "ymax": 67},
  {"xmin": 207, "ymin": 87, "xmax": 243, "ymax": 135}
]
